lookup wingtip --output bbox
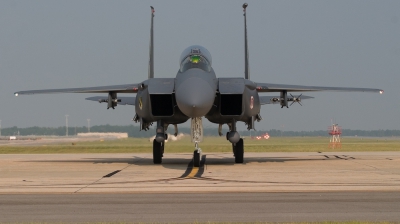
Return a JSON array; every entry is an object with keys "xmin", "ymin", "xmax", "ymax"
[
  {"xmin": 14, "ymin": 92, "xmax": 19, "ymax": 96},
  {"xmin": 379, "ymin": 90, "xmax": 384, "ymax": 94}
]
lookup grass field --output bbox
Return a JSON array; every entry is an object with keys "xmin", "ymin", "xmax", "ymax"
[{"xmin": 0, "ymin": 136, "xmax": 399, "ymax": 154}]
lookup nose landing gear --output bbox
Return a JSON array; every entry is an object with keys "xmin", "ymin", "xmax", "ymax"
[
  {"xmin": 193, "ymin": 141, "xmax": 202, "ymax": 167},
  {"xmin": 191, "ymin": 117, "xmax": 203, "ymax": 167}
]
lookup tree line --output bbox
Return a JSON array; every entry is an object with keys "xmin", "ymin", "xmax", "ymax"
[{"xmin": 1, "ymin": 125, "xmax": 399, "ymax": 137}]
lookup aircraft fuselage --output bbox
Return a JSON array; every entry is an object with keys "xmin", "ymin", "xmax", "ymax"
[{"xmin": 135, "ymin": 45, "xmax": 261, "ymax": 131}]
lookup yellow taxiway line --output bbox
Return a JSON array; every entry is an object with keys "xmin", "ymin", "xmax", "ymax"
[{"xmin": 186, "ymin": 166, "xmax": 199, "ymax": 178}]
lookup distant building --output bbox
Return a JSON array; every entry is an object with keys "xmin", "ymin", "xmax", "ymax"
[{"xmin": 149, "ymin": 133, "xmax": 186, "ymax": 142}]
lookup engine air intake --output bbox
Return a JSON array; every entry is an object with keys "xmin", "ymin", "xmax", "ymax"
[{"xmin": 220, "ymin": 94, "xmax": 242, "ymax": 115}]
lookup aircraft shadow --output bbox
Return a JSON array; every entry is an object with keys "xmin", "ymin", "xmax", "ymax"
[{"xmin": 23, "ymin": 154, "xmax": 329, "ymax": 171}]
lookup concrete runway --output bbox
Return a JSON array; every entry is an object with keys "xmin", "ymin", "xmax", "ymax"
[
  {"xmin": 1, "ymin": 152, "xmax": 400, "ymax": 222},
  {"xmin": 1, "ymin": 152, "xmax": 399, "ymax": 193},
  {"xmin": 1, "ymin": 192, "xmax": 400, "ymax": 223}
]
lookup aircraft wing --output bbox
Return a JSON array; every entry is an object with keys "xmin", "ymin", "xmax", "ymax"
[
  {"xmin": 255, "ymin": 83, "xmax": 384, "ymax": 94},
  {"xmin": 260, "ymin": 95, "xmax": 313, "ymax": 105},
  {"xmin": 14, "ymin": 83, "xmax": 139, "ymax": 96},
  {"xmin": 85, "ymin": 96, "xmax": 136, "ymax": 105}
]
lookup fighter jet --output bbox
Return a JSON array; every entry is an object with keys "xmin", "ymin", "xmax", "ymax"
[{"xmin": 15, "ymin": 4, "xmax": 383, "ymax": 167}]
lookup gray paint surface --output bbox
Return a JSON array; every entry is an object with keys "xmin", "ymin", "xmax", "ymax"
[{"xmin": 1, "ymin": 1, "xmax": 398, "ymax": 131}]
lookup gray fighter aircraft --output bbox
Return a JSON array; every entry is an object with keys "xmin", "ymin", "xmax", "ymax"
[{"xmin": 15, "ymin": 4, "xmax": 383, "ymax": 167}]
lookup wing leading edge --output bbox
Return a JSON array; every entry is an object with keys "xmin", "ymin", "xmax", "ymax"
[
  {"xmin": 14, "ymin": 83, "xmax": 139, "ymax": 96},
  {"xmin": 255, "ymin": 83, "xmax": 384, "ymax": 94}
]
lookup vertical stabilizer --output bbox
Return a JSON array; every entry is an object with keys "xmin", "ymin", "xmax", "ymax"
[
  {"xmin": 243, "ymin": 3, "xmax": 250, "ymax": 80},
  {"xmin": 148, "ymin": 6, "xmax": 155, "ymax": 79}
]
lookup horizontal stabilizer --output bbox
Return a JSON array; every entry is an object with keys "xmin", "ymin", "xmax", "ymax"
[
  {"xmin": 86, "ymin": 96, "xmax": 135, "ymax": 106},
  {"xmin": 260, "ymin": 95, "xmax": 314, "ymax": 105}
]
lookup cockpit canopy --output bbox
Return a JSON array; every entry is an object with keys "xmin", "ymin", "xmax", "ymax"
[{"xmin": 179, "ymin": 45, "xmax": 212, "ymax": 73}]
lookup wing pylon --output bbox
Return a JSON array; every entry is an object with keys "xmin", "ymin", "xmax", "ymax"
[{"xmin": 86, "ymin": 96, "xmax": 136, "ymax": 106}]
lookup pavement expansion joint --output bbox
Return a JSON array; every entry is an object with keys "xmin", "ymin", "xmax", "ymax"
[
  {"xmin": 74, "ymin": 177, "xmax": 103, "ymax": 193},
  {"xmin": 103, "ymin": 170, "xmax": 121, "ymax": 178},
  {"xmin": 74, "ymin": 163, "xmax": 134, "ymax": 193}
]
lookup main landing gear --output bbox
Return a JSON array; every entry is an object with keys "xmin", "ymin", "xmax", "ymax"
[
  {"xmin": 225, "ymin": 121, "xmax": 244, "ymax": 164},
  {"xmin": 232, "ymin": 138, "xmax": 244, "ymax": 163},
  {"xmin": 153, "ymin": 139, "xmax": 164, "ymax": 164},
  {"xmin": 153, "ymin": 120, "xmax": 167, "ymax": 164}
]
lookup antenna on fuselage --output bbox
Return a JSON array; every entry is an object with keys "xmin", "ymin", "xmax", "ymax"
[
  {"xmin": 243, "ymin": 3, "xmax": 250, "ymax": 80},
  {"xmin": 148, "ymin": 6, "xmax": 155, "ymax": 79}
]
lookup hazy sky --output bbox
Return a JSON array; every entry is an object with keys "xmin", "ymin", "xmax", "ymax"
[{"xmin": 1, "ymin": 0, "xmax": 399, "ymax": 131}]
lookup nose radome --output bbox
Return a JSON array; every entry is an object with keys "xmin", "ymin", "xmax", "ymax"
[{"xmin": 175, "ymin": 77, "xmax": 215, "ymax": 118}]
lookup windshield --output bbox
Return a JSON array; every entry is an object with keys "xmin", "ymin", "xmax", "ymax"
[
  {"xmin": 180, "ymin": 54, "xmax": 211, "ymax": 72},
  {"xmin": 179, "ymin": 45, "xmax": 212, "ymax": 73}
]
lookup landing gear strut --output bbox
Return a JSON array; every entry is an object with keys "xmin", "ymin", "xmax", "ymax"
[{"xmin": 191, "ymin": 117, "xmax": 203, "ymax": 167}]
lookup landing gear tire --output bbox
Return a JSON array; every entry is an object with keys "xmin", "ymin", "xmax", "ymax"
[
  {"xmin": 153, "ymin": 139, "xmax": 162, "ymax": 164},
  {"xmin": 234, "ymin": 138, "xmax": 244, "ymax": 164},
  {"xmin": 161, "ymin": 142, "xmax": 164, "ymax": 157},
  {"xmin": 193, "ymin": 150, "xmax": 201, "ymax": 167}
]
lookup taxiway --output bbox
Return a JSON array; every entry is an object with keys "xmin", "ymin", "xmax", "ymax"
[{"xmin": 1, "ymin": 152, "xmax": 399, "ymax": 222}]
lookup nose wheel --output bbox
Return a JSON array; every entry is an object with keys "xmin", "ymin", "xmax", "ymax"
[
  {"xmin": 193, "ymin": 141, "xmax": 202, "ymax": 167},
  {"xmin": 233, "ymin": 138, "xmax": 244, "ymax": 163}
]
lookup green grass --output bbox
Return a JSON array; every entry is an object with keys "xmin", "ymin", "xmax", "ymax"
[{"xmin": 0, "ymin": 136, "xmax": 399, "ymax": 154}]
